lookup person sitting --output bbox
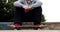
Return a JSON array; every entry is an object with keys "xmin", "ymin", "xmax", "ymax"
[{"xmin": 13, "ymin": 0, "xmax": 42, "ymax": 27}]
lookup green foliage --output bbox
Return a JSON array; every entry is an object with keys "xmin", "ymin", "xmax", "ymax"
[
  {"xmin": 0, "ymin": 0, "xmax": 46, "ymax": 22},
  {"xmin": 0, "ymin": 0, "xmax": 14, "ymax": 21},
  {"xmin": 41, "ymin": 14, "xmax": 46, "ymax": 22}
]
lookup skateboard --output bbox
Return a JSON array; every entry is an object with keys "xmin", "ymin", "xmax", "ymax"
[
  {"xmin": 8, "ymin": 24, "xmax": 46, "ymax": 30},
  {"xmin": 8, "ymin": 22, "xmax": 46, "ymax": 30}
]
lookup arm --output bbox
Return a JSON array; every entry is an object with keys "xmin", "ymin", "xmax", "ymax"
[
  {"xmin": 13, "ymin": 0, "xmax": 25, "ymax": 7},
  {"xmin": 30, "ymin": 0, "xmax": 42, "ymax": 9}
]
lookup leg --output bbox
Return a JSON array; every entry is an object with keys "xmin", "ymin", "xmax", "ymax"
[
  {"xmin": 14, "ymin": 7, "xmax": 25, "ymax": 25},
  {"xmin": 32, "ymin": 6, "xmax": 42, "ymax": 25}
]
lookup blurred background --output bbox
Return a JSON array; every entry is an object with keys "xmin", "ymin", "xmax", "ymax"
[{"xmin": 0, "ymin": 0, "xmax": 45, "ymax": 22}]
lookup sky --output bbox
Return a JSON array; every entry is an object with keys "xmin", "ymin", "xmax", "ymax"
[{"xmin": 40, "ymin": 0, "xmax": 60, "ymax": 22}]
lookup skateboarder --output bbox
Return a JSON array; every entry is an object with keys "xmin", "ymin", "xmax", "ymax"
[{"xmin": 13, "ymin": 0, "xmax": 42, "ymax": 27}]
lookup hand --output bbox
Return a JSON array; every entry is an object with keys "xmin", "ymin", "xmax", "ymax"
[
  {"xmin": 27, "ymin": 6, "xmax": 31, "ymax": 10},
  {"xmin": 22, "ymin": 5, "xmax": 29, "ymax": 9},
  {"xmin": 25, "ymin": 6, "xmax": 31, "ymax": 13},
  {"xmin": 24, "ymin": 6, "xmax": 31, "ymax": 11},
  {"xmin": 22, "ymin": 6, "xmax": 31, "ymax": 13}
]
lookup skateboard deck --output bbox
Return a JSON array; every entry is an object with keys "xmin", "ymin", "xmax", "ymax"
[
  {"xmin": 8, "ymin": 22, "xmax": 46, "ymax": 30},
  {"xmin": 8, "ymin": 25, "xmax": 46, "ymax": 30}
]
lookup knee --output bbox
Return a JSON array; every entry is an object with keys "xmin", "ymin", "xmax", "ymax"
[
  {"xmin": 37, "ymin": 6, "xmax": 42, "ymax": 9},
  {"xmin": 14, "ymin": 6, "xmax": 24, "ymax": 10},
  {"xmin": 32, "ymin": 6, "xmax": 42, "ymax": 11},
  {"xmin": 33, "ymin": 6, "xmax": 42, "ymax": 10}
]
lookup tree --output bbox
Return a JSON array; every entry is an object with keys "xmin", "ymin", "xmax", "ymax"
[{"xmin": 0, "ymin": 0, "xmax": 14, "ymax": 22}]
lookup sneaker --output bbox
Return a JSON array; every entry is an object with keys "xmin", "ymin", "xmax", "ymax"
[
  {"xmin": 35, "ymin": 24, "xmax": 40, "ymax": 26},
  {"xmin": 9, "ymin": 23, "xmax": 21, "ymax": 27},
  {"xmin": 14, "ymin": 23, "xmax": 21, "ymax": 27}
]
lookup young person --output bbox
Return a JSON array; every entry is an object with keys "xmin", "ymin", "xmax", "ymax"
[{"xmin": 14, "ymin": 0, "xmax": 42, "ymax": 27}]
